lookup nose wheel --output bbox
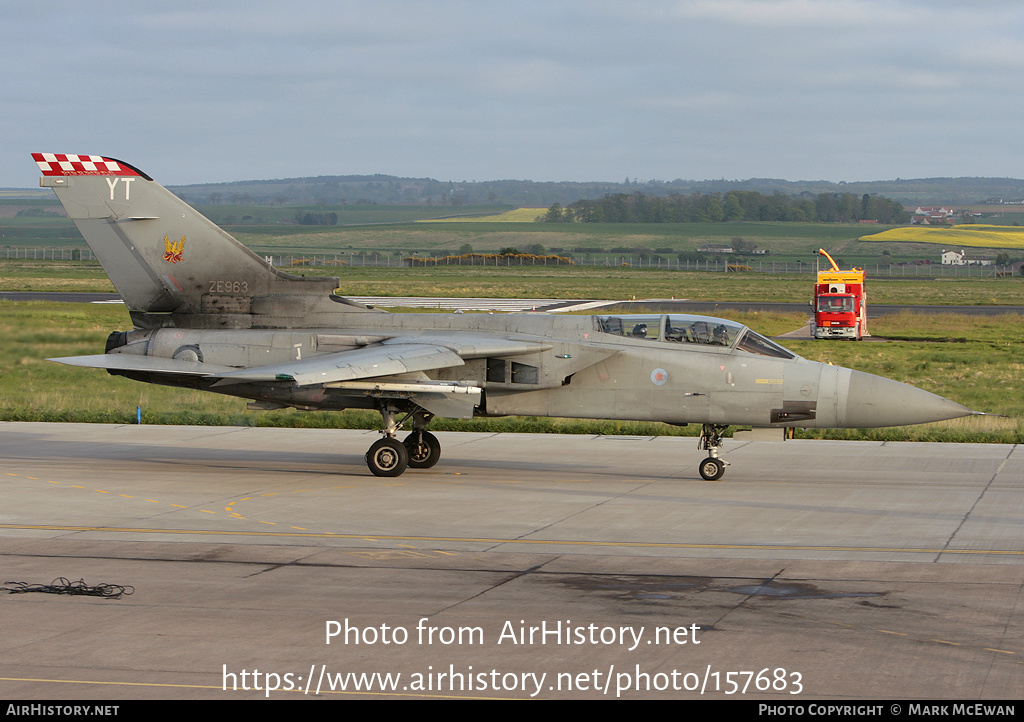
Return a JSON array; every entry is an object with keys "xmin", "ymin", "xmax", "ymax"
[
  {"xmin": 698, "ymin": 456, "xmax": 726, "ymax": 481},
  {"xmin": 697, "ymin": 424, "xmax": 730, "ymax": 480}
]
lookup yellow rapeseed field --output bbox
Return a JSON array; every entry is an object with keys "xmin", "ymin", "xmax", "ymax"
[
  {"xmin": 418, "ymin": 207, "xmax": 546, "ymax": 223},
  {"xmin": 861, "ymin": 224, "xmax": 1024, "ymax": 249}
]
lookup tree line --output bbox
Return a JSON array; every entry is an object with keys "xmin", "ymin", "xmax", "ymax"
[
  {"xmin": 540, "ymin": 191, "xmax": 907, "ymax": 224},
  {"xmin": 293, "ymin": 211, "xmax": 338, "ymax": 226}
]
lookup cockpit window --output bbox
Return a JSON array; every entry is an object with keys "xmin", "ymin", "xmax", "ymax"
[
  {"xmin": 597, "ymin": 315, "xmax": 661, "ymax": 340},
  {"xmin": 597, "ymin": 314, "xmax": 742, "ymax": 347},
  {"xmin": 595, "ymin": 313, "xmax": 797, "ymax": 359},
  {"xmin": 666, "ymin": 315, "xmax": 742, "ymax": 346},
  {"xmin": 736, "ymin": 330, "xmax": 795, "ymax": 359}
]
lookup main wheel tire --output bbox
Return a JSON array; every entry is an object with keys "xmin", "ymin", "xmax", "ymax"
[
  {"xmin": 366, "ymin": 437, "xmax": 408, "ymax": 477},
  {"xmin": 404, "ymin": 431, "xmax": 441, "ymax": 469},
  {"xmin": 698, "ymin": 457, "xmax": 726, "ymax": 481}
]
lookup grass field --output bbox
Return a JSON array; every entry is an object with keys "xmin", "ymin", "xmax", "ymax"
[
  {"xmin": 0, "ymin": 198, "xmax": 910, "ymax": 264},
  {"xmin": 0, "ymin": 260, "xmax": 113, "ymax": 292},
  {"xmin": 234, "ymin": 220, "xmax": 890, "ymax": 259},
  {"xmin": 2, "ymin": 259, "xmax": 1024, "ymax": 305},
  {"xmin": 8, "ymin": 195, "xmax": 1024, "ymax": 272}
]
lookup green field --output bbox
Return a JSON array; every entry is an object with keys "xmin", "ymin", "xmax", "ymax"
[
  {"xmin": 2, "ymin": 258, "xmax": 1024, "ymax": 304},
  {"xmin": 8, "ymin": 195, "xmax": 1024, "ymax": 276},
  {"xmin": 0, "ymin": 260, "xmax": 112, "ymax": 292},
  {"xmin": 229, "ymin": 220, "xmax": 890, "ymax": 259},
  {"xmin": 0, "ymin": 197, "xmax": 978, "ymax": 267}
]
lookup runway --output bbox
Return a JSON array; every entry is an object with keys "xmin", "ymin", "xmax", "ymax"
[{"xmin": 1, "ymin": 423, "xmax": 1021, "ymax": 700}]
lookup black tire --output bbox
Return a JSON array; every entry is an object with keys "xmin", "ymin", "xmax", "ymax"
[
  {"xmin": 698, "ymin": 457, "xmax": 725, "ymax": 481},
  {"xmin": 404, "ymin": 431, "xmax": 441, "ymax": 469},
  {"xmin": 366, "ymin": 438, "xmax": 408, "ymax": 477}
]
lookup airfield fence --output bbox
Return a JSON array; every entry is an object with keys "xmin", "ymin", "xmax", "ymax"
[
  {"xmin": 270, "ymin": 253, "xmax": 1021, "ymax": 277},
  {"xmin": 3, "ymin": 247, "xmax": 95, "ymax": 261},
  {"xmin": 2, "ymin": 246, "xmax": 1019, "ymax": 278}
]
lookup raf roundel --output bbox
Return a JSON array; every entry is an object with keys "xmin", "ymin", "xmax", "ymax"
[{"xmin": 651, "ymin": 368, "xmax": 668, "ymax": 386}]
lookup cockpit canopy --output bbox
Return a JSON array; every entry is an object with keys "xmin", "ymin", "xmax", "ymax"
[{"xmin": 596, "ymin": 313, "xmax": 796, "ymax": 359}]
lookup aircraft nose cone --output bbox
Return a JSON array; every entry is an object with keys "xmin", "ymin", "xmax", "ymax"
[{"xmin": 843, "ymin": 369, "xmax": 975, "ymax": 427}]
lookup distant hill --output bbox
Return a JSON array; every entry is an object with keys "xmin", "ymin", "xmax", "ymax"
[{"xmin": 166, "ymin": 175, "xmax": 1024, "ymax": 208}]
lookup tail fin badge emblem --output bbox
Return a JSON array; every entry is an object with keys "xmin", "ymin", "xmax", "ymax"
[{"xmin": 163, "ymin": 235, "xmax": 185, "ymax": 263}]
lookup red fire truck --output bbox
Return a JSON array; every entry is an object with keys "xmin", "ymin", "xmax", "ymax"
[{"xmin": 811, "ymin": 249, "xmax": 868, "ymax": 340}]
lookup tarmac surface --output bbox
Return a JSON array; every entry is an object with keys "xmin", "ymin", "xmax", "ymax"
[{"xmin": 1, "ymin": 423, "xmax": 1022, "ymax": 700}]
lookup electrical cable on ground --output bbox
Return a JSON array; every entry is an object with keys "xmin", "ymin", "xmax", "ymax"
[{"xmin": 3, "ymin": 577, "xmax": 134, "ymax": 599}]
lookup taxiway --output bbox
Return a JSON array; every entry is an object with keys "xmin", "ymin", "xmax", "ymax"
[{"xmin": 1, "ymin": 423, "xmax": 1021, "ymax": 699}]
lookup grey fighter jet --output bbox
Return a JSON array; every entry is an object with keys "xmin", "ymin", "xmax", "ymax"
[{"xmin": 34, "ymin": 153, "xmax": 977, "ymax": 479}]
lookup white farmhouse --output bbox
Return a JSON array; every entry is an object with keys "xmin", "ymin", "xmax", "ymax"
[{"xmin": 941, "ymin": 249, "xmax": 992, "ymax": 266}]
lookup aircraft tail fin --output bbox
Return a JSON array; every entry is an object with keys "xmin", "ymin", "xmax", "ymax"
[{"xmin": 34, "ymin": 153, "xmax": 356, "ymax": 328}]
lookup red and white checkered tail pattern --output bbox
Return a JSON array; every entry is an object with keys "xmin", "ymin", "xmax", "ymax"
[{"xmin": 32, "ymin": 153, "xmax": 142, "ymax": 177}]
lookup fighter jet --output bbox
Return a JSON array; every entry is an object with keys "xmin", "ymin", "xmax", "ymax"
[{"xmin": 34, "ymin": 153, "xmax": 977, "ymax": 479}]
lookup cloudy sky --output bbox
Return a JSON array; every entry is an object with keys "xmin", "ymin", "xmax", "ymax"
[{"xmin": 4, "ymin": 1, "xmax": 1023, "ymax": 187}]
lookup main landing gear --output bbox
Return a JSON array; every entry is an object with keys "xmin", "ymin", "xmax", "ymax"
[
  {"xmin": 364, "ymin": 404, "xmax": 440, "ymax": 477},
  {"xmin": 698, "ymin": 424, "xmax": 730, "ymax": 480}
]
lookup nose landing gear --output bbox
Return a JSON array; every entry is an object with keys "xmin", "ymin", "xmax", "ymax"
[{"xmin": 698, "ymin": 424, "xmax": 730, "ymax": 480}]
